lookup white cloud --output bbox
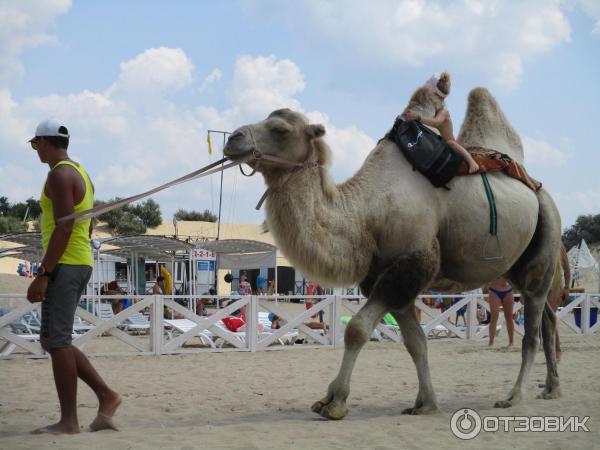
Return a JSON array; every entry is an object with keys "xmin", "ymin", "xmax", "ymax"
[
  {"xmin": 0, "ymin": 51, "xmax": 376, "ymax": 224},
  {"xmin": 553, "ymin": 190, "xmax": 600, "ymax": 228},
  {"xmin": 0, "ymin": 0, "xmax": 72, "ymax": 83},
  {"xmin": 579, "ymin": 0, "xmax": 600, "ymax": 35},
  {"xmin": 198, "ymin": 68, "xmax": 223, "ymax": 93},
  {"xmin": 247, "ymin": 0, "xmax": 572, "ymax": 90},
  {"xmin": 522, "ymin": 137, "xmax": 569, "ymax": 166},
  {"xmin": 106, "ymin": 47, "xmax": 194, "ymax": 98}
]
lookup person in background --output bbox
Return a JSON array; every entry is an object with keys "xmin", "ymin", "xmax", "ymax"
[
  {"xmin": 547, "ymin": 243, "xmax": 571, "ymax": 362},
  {"xmin": 256, "ymin": 273, "xmax": 267, "ymax": 295},
  {"xmin": 238, "ymin": 271, "xmax": 252, "ymax": 295},
  {"xmin": 486, "ymin": 278, "xmax": 515, "ymax": 347}
]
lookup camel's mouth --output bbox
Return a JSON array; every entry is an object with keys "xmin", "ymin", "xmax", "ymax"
[{"xmin": 223, "ymin": 131, "xmax": 255, "ymax": 163}]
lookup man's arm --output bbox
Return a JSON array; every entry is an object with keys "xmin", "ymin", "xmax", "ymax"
[
  {"xmin": 560, "ymin": 244, "xmax": 571, "ymax": 303},
  {"xmin": 41, "ymin": 167, "xmax": 77, "ymax": 272}
]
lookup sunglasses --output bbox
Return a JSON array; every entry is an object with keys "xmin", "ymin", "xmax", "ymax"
[{"xmin": 30, "ymin": 137, "xmax": 40, "ymax": 150}]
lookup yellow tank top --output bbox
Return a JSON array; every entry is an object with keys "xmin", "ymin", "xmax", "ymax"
[{"xmin": 40, "ymin": 160, "xmax": 94, "ymax": 267}]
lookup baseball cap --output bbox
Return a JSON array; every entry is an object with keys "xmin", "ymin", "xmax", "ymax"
[{"xmin": 28, "ymin": 119, "xmax": 70, "ymax": 142}]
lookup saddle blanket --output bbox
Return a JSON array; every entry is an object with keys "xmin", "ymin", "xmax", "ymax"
[{"xmin": 458, "ymin": 147, "xmax": 542, "ymax": 192}]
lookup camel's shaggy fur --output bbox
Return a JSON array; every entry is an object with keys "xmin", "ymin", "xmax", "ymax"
[{"xmin": 223, "ymin": 88, "xmax": 562, "ymax": 419}]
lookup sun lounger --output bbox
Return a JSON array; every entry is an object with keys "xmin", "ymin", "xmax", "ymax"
[
  {"xmin": 124, "ymin": 311, "xmax": 150, "ymax": 334},
  {"xmin": 164, "ymin": 318, "xmax": 217, "ymax": 348}
]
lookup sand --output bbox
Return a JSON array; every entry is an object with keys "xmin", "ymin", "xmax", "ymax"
[{"xmin": 0, "ymin": 331, "xmax": 598, "ymax": 450}]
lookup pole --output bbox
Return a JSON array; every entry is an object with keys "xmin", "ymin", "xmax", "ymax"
[{"xmin": 207, "ymin": 130, "xmax": 231, "ymax": 241}]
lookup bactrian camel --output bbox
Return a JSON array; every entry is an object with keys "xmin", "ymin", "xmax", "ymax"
[{"xmin": 223, "ymin": 87, "xmax": 562, "ymax": 420}]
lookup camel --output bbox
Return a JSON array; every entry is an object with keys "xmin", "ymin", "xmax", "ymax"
[{"xmin": 223, "ymin": 87, "xmax": 562, "ymax": 420}]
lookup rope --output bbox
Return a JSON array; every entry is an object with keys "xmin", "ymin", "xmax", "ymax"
[{"xmin": 56, "ymin": 157, "xmax": 237, "ymax": 224}]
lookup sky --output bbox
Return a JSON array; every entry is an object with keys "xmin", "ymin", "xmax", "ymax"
[{"xmin": 0, "ymin": 0, "xmax": 599, "ymax": 231}]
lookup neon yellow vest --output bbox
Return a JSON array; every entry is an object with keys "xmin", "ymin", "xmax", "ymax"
[{"xmin": 40, "ymin": 160, "xmax": 94, "ymax": 267}]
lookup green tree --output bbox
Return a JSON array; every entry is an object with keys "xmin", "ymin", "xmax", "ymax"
[
  {"xmin": 0, "ymin": 197, "xmax": 9, "ymax": 216},
  {"xmin": 562, "ymin": 214, "xmax": 600, "ymax": 249},
  {"xmin": 0, "ymin": 216, "xmax": 27, "ymax": 234},
  {"xmin": 173, "ymin": 208, "xmax": 217, "ymax": 222},
  {"xmin": 96, "ymin": 198, "xmax": 162, "ymax": 234}
]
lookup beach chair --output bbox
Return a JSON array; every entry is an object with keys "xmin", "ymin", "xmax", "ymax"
[
  {"xmin": 124, "ymin": 311, "xmax": 150, "ymax": 334},
  {"xmin": 164, "ymin": 318, "xmax": 217, "ymax": 348}
]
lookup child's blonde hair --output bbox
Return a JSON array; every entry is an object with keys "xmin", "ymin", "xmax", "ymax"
[{"xmin": 437, "ymin": 72, "xmax": 451, "ymax": 96}]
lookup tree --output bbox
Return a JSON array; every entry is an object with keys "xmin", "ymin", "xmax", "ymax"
[
  {"xmin": 96, "ymin": 198, "xmax": 163, "ymax": 234},
  {"xmin": 173, "ymin": 209, "xmax": 217, "ymax": 222},
  {"xmin": 0, "ymin": 216, "xmax": 27, "ymax": 234},
  {"xmin": 562, "ymin": 214, "xmax": 600, "ymax": 250},
  {"xmin": 0, "ymin": 197, "xmax": 41, "ymax": 220}
]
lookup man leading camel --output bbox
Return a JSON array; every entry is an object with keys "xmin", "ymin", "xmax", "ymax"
[
  {"xmin": 26, "ymin": 119, "xmax": 121, "ymax": 434},
  {"xmin": 404, "ymin": 72, "xmax": 479, "ymax": 173}
]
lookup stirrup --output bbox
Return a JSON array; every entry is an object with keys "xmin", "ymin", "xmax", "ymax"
[{"xmin": 483, "ymin": 234, "xmax": 503, "ymax": 260}]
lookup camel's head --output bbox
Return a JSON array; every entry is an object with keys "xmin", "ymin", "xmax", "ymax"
[{"xmin": 223, "ymin": 109, "xmax": 328, "ymax": 172}]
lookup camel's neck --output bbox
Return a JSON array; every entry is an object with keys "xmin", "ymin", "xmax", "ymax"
[{"xmin": 264, "ymin": 166, "xmax": 375, "ymax": 286}]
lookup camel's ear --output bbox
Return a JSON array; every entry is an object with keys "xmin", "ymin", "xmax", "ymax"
[{"xmin": 307, "ymin": 124, "xmax": 326, "ymax": 139}]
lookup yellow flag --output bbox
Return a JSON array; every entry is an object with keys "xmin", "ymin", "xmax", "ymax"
[{"xmin": 207, "ymin": 132, "xmax": 213, "ymax": 155}]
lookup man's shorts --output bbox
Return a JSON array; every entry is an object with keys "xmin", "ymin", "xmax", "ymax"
[{"xmin": 41, "ymin": 264, "xmax": 92, "ymax": 349}]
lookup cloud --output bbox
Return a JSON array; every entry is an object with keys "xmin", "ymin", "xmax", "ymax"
[
  {"xmin": 553, "ymin": 190, "xmax": 600, "ymax": 228},
  {"xmin": 246, "ymin": 0, "xmax": 572, "ymax": 90},
  {"xmin": 198, "ymin": 68, "xmax": 223, "ymax": 93},
  {"xmin": 0, "ymin": 0, "xmax": 72, "ymax": 83},
  {"xmin": 579, "ymin": 0, "xmax": 600, "ymax": 35},
  {"xmin": 522, "ymin": 137, "xmax": 569, "ymax": 166},
  {"xmin": 0, "ymin": 50, "xmax": 376, "ymax": 224},
  {"xmin": 106, "ymin": 47, "xmax": 195, "ymax": 99}
]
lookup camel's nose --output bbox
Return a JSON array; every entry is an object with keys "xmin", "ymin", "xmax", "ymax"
[{"xmin": 223, "ymin": 129, "xmax": 252, "ymax": 159}]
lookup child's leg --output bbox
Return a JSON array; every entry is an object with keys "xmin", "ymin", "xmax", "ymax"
[{"xmin": 447, "ymin": 139, "xmax": 479, "ymax": 173}]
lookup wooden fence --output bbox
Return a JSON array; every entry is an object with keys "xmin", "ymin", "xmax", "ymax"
[{"xmin": 1, "ymin": 293, "xmax": 598, "ymax": 359}]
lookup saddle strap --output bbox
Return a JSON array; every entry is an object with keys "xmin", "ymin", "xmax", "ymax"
[{"xmin": 480, "ymin": 173, "xmax": 497, "ymax": 236}]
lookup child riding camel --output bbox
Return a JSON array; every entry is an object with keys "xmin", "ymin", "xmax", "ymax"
[{"xmin": 404, "ymin": 72, "xmax": 479, "ymax": 174}]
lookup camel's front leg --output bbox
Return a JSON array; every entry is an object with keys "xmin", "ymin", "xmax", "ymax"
[
  {"xmin": 311, "ymin": 298, "xmax": 387, "ymax": 420},
  {"xmin": 495, "ymin": 294, "xmax": 545, "ymax": 408},
  {"xmin": 391, "ymin": 307, "xmax": 439, "ymax": 414}
]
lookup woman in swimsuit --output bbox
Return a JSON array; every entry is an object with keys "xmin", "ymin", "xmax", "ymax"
[{"xmin": 487, "ymin": 278, "xmax": 515, "ymax": 346}]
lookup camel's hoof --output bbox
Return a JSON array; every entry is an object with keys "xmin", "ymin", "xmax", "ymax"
[
  {"xmin": 311, "ymin": 400, "xmax": 326, "ymax": 414},
  {"xmin": 401, "ymin": 405, "xmax": 439, "ymax": 415},
  {"xmin": 494, "ymin": 400, "xmax": 513, "ymax": 408},
  {"xmin": 537, "ymin": 387, "xmax": 561, "ymax": 400},
  {"xmin": 312, "ymin": 399, "xmax": 348, "ymax": 420}
]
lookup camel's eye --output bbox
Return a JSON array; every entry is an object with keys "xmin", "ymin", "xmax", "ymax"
[{"xmin": 271, "ymin": 126, "xmax": 290, "ymax": 136}]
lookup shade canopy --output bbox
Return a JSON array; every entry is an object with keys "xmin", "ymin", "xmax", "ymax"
[
  {"xmin": 199, "ymin": 239, "xmax": 276, "ymax": 269},
  {"xmin": 99, "ymin": 235, "xmax": 195, "ymax": 260}
]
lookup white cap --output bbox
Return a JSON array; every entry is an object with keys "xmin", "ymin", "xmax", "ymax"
[{"xmin": 29, "ymin": 119, "xmax": 70, "ymax": 142}]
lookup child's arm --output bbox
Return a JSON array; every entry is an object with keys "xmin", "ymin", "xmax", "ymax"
[{"xmin": 405, "ymin": 108, "xmax": 447, "ymax": 128}]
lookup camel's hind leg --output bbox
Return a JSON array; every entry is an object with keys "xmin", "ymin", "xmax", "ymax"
[
  {"xmin": 390, "ymin": 307, "xmax": 438, "ymax": 414},
  {"xmin": 499, "ymin": 189, "xmax": 561, "ymax": 408}
]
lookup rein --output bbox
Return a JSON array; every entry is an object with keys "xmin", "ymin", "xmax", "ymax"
[{"xmin": 56, "ymin": 126, "xmax": 321, "ymax": 223}]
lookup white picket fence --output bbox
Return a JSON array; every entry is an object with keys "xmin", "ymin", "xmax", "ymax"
[{"xmin": 0, "ymin": 293, "xmax": 598, "ymax": 359}]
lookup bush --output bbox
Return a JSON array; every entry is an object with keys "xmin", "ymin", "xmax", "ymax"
[
  {"xmin": 96, "ymin": 198, "xmax": 163, "ymax": 235},
  {"xmin": 0, "ymin": 216, "xmax": 27, "ymax": 234},
  {"xmin": 173, "ymin": 209, "xmax": 217, "ymax": 222}
]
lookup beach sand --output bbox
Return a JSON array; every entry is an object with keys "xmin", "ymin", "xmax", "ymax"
[{"xmin": 1, "ymin": 331, "xmax": 598, "ymax": 450}]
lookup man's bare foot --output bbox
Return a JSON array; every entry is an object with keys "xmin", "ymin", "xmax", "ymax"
[
  {"xmin": 32, "ymin": 422, "xmax": 80, "ymax": 435},
  {"xmin": 98, "ymin": 390, "xmax": 122, "ymax": 417}
]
